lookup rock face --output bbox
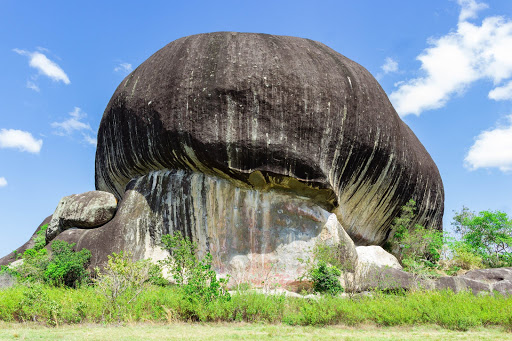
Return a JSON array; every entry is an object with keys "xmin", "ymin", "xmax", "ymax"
[
  {"xmin": 55, "ymin": 170, "xmax": 356, "ymax": 285},
  {"xmin": 46, "ymin": 191, "xmax": 117, "ymax": 242},
  {"xmin": 95, "ymin": 32, "xmax": 444, "ymax": 245}
]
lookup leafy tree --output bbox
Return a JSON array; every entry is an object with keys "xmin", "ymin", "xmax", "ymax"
[
  {"xmin": 452, "ymin": 208, "xmax": 512, "ymax": 267},
  {"xmin": 160, "ymin": 231, "xmax": 229, "ymax": 303}
]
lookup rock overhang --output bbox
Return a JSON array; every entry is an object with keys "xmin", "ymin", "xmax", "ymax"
[{"xmin": 94, "ymin": 31, "xmax": 444, "ymax": 245}]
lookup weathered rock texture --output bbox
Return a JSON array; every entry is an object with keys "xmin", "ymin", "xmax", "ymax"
[
  {"xmin": 46, "ymin": 191, "xmax": 117, "ymax": 242},
  {"xmin": 95, "ymin": 32, "xmax": 444, "ymax": 245},
  {"xmin": 55, "ymin": 170, "xmax": 356, "ymax": 284}
]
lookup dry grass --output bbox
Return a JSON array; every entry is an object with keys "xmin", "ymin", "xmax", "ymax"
[{"xmin": 0, "ymin": 322, "xmax": 509, "ymax": 341}]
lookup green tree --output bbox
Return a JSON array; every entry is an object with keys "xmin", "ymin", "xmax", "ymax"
[{"xmin": 452, "ymin": 208, "xmax": 512, "ymax": 267}]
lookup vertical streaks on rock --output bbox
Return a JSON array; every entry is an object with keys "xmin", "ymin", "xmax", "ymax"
[{"xmin": 95, "ymin": 32, "xmax": 444, "ymax": 245}]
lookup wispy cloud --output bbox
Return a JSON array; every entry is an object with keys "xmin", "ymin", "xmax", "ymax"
[
  {"xmin": 465, "ymin": 115, "xmax": 512, "ymax": 172},
  {"xmin": 381, "ymin": 57, "xmax": 398, "ymax": 74},
  {"xmin": 390, "ymin": 0, "xmax": 512, "ymax": 116},
  {"xmin": 114, "ymin": 62, "xmax": 133, "ymax": 74},
  {"xmin": 52, "ymin": 107, "xmax": 91, "ymax": 136},
  {"xmin": 26, "ymin": 80, "xmax": 40, "ymax": 92},
  {"xmin": 0, "ymin": 177, "xmax": 7, "ymax": 188},
  {"xmin": 82, "ymin": 134, "xmax": 97, "ymax": 146},
  {"xmin": 0, "ymin": 129, "xmax": 43, "ymax": 154},
  {"xmin": 458, "ymin": 0, "xmax": 488, "ymax": 22},
  {"xmin": 14, "ymin": 48, "xmax": 70, "ymax": 86},
  {"xmin": 52, "ymin": 107, "xmax": 96, "ymax": 145}
]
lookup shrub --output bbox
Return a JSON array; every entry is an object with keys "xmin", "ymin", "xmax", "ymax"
[
  {"xmin": 160, "ymin": 231, "xmax": 230, "ymax": 304},
  {"xmin": 44, "ymin": 240, "xmax": 91, "ymax": 287},
  {"xmin": 308, "ymin": 260, "xmax": 343, "ymax": 295},
  {"xmin": 94, "ymin": 251, "xmax": 152, "ymax": 312},
  {"xmin": 299, "ymin": 241, "xmax": 345, "ymax": 295},
  {"xmin": 388, "ymin": 199, "xmax": 444, "ymax": 274},
  {"xmin": 10, "ymin": 239, "xmax": 90, "ymax": 288}
]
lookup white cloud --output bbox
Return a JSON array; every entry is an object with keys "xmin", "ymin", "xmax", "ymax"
[
  {"xmin": 82, "ymin": 134, "xmax": 97, "ymax": 146},
  {"xmin": 488, "ymin": 80, "xmax": 512, "ymax": 100},
  {"xmin": 458, "ymin": 0, "xmax": 488, "ymax": 22},
  {"xmin": 0, "ymin": 129, "xmax": 43, "ymax": 154},
  {"xmin": 26, "ymin": 80, "xmax": 40, "ymax": 92},
  {"xmin": 465, "ymin": 115, "xmax": 512, "ymax": 172},
  {"xmin": 51, "ymin": 107, "xmax": 92, "ymax": 136},
  {"xmin": 0, "ymin": 177, "xmax": 7, "ymax": 188},
  {"xmin": 381, "ymin": 57, "xmax": 398, "ymax": 74},
  {"xmin": 14, "ymin": 48, "xmax": 70, "ymax": 85},
  {"xmin": 114, "ymin": 62, "xmax": 133, "ymax": 74},
  {"xmin": 390, "ymin": 0, "xmax": 512, "ymax": 116},
  {"xmin": 52, "ymin": 107, "xmax": 97, "ymax": 145}
]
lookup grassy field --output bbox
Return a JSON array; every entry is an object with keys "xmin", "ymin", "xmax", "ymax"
[
  {"xmin": 0, "ymin": 322, "xmax": 510, "ymax": 341},
  {"xmin": 2, "ymin": 284, "xmax": 512, "ymax": 335}
]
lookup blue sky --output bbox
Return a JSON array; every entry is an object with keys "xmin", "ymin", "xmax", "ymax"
[{"xmin": 1, "ymin": 0, "xmax": 511, "ymax": 256}]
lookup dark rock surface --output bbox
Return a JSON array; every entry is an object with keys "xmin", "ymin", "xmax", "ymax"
[
  {"xmin": 0, "ymin": 216, "xmax": 51, "ymax": 266},
  {"xmin": 95, "ymin": 32, "xmax": 444, "ymax": 245},
  {"xmin": 46, "ymin": 191, "xmax": 117, "ymax": 242}
]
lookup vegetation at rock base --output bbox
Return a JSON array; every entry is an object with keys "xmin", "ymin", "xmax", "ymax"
[
  {"xmin": 387, "ymin": 200, "xmax": 512, "ymax": 276},
  {"xmin": 1, "ymin": 225, "xmax": 91, "ymax": 288},
  {"xmin": 299, "ymin": 241, "xmax": 346, "ymax": 295},
  {"xmin": 160, "ymin": 231, "xmax": 230, "ymax": 304},
  {"xmin": 1, "ymin": 206, "xmax": 512, "ymax": 334},
  {"xmin": 0, "ymin": 285, "xmax": 512, "ymax": 331}
]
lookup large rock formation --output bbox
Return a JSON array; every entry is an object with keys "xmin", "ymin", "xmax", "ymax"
[
  {"xmin": 95, "ymin": 32, "xmax": 444, "ymax": 245},
  {"xmin": 2, "ymin": 32, "xmax": 445, "ymax": 288}
]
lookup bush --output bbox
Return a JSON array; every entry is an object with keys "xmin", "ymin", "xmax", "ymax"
[
  {"xmin": 10, "ymin": 238, "xmax": 90, "ymax": 288},
  {"xmin": 308, "ymin": 261, "xmax": 343, "ymax": 295},
  {"xmin": 160, "ymin": 231, "xmax": 229, "ymax": 304},
  {"xmin": 94, "ymin": 251, "xmax": 152, "ymax": 313},
  {"xmin": 388, "ymin": 199, "xmax": 444, "ymax": 274},
  {"xmin": 299, "ymin": 241, "xmax": 345, "ymax": 295},
  {"xmin": 44, "ymin": 240, "xmax": 91, "ymax": 287}
]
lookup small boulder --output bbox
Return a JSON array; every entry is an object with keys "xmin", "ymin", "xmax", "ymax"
[
  {"xmin": 46, "ymin": 191, "xmax": 117, "ymax": 242},
  {"xmin": 356, "ymin": 246, "xmax": 402, "ymax": 270},
  {"xmin": 0, "ymin": 273, "xmax": 15, "ymax": 289},
  {"xmin": 318, "ymin": 214, "xmax": 358, "ymax": 272},
  {"xmin": 462, "ymin": 267, "xmax": 512, "ymax": 283},
  {"xmin": 435, "ymin": 276, "xmax": 491, "ymax": 295}
]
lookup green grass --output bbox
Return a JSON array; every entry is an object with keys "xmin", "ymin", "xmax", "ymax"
[
  {"xmin": 1, "ymin": 284, "xmax": 512, "ymax": 332},
  {"xmin": 0, "ymin": 322, "xmax": 510, "ymax": 340}
]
